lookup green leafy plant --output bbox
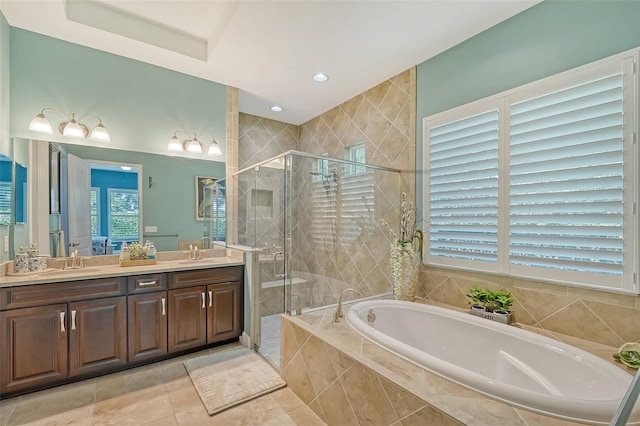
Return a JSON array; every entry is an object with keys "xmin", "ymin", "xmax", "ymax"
[
  {"xmin": 466, "ymin": 287, "xmax": 513, "ymax": 312},
  {"xmin": 493, "ymin": 291, "xmax": 514, "ymax": 311},
  {"xmin": 467, "ymin": 286, "xmax": 490, "ymax": 307}
]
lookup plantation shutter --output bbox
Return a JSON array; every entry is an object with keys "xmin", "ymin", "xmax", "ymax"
[
  {"xmin": 0, "ymin": 182, "xmax": 10, "ymax": 225},
  {"xmin": 509, "ymin": 74, "xmax": 624, "ymax": 278},
  {"xmin": 427, "ymin": 109, "xmax": 500, "ymax": 265},
  {"xmin": 340, "ymin": 169, "xmax": 374, "ymax": 246}
]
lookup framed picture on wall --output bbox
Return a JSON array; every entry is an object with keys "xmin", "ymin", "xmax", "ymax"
[
  {"xmin": 50, "ymin": 144, "xmax": 61, "ymax": 214},
  {"xmin": 195, "ymin": 176, "xmax": 217, "ymax": 221}
]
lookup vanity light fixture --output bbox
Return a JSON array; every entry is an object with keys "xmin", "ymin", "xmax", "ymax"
[
  {"xmin": 167, "ymin": 131, "xmax": 222, "ymax": 157},
  {"xmin": 313, "ymin": 73, "xmax": 329, "ymax": 82},
  {"xmin": 270, "ymin": 105, "xmax": 283, "ymax": 112},
  {"xmin": 28, "ymin": 108, "xmax": 111, "ymax": 142}
]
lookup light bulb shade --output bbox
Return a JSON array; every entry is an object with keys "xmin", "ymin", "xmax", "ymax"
[
  {"xmin": 62, "ymin": 119, "xmax": 87, "ymax": 138},
  {"xmin": 90, "ymin": 123, "xmax": 111, "ymax": 142},
  {"xmin": 208, "ymin": 140, "xmax": 222, "ymax": 156},
  {"xmin": 29, "ymin": 113, "xmax": 53, "ymax": 134},
  {"xmin": 167, "ymin": 135, "xmax": 183, "ymax": 151},
  {"xmin": 185, "ymin": 138, "xmax": 203, "ymax": 153}
]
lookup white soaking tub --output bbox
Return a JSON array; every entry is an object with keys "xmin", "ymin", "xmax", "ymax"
[{"xmin": 346, "ymin": 299, "xmax": 639, "ymax": 425}]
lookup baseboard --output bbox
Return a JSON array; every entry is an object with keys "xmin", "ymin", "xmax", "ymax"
[{"xmin": 239, "ymin": 331, "xmax": 251, "ymax": 348}]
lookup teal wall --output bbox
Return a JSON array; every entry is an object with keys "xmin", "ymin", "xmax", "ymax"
[
  {"xmin": 416, "ymin": 0, "xmax": 640, "ymax": 205},
  {"xmin": 10, "ymin": 28, "xmax": 227, "ymax": 157},
  {"xmin": 0, "ymin": 11, "xmax": 10, "ymax": 263},
  {"xmin": 61, "ymin": 143, "xmax": 225, "ymax": 252}
]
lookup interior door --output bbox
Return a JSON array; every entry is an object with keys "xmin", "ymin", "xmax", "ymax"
[{"xmin": 67, "ymin": 154, "xmax": 91, "ymax": 256}]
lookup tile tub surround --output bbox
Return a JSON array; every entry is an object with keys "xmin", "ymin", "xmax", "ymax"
[
  {"xmin": 281, "ymin": 303, "xmax": 629, "ymax": 426},
  {"xmin": 419, "ymin": 265, "xmax": 640, "ymax": 348}
]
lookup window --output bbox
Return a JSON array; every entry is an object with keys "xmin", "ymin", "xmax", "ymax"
[
  {"xmin": 90, "ymin": 188, "xmax": 100, "ymax": 236},
  {"xmin": 108, "ymin": 188, "xmax": 139, "ymax": 241},
  {"xmin": 423, "ymin": 51, "xmax": 638, "ymax": 292},
  {"xmin": 0, "ymin": 181, "xmax": 10, "ymax": 226},
  {"xmin": 345, "ymin": 142, "xmax": 366, "ymax": 175}
]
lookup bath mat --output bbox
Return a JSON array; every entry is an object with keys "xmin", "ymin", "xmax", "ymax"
[{"xmin": 184, "ymin": 346, "xmax": 286, "ymax": 415}]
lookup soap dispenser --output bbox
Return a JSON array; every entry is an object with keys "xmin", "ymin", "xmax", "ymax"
[
  {"xmin": 120, "ymin": 242, "xmax": 130, "ymax": 262},
  {"xmin": 147, "ymin": 242, "xmax": 156, "ymax": 260}
]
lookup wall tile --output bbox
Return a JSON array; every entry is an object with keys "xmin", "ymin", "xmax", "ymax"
[
  {"xmin": 316, "ymin": 379, "xmax": 360, "ymax": 426},
  {"xmin": 339, "ymin": 363, "xmax": 399, "ymax": 425}
]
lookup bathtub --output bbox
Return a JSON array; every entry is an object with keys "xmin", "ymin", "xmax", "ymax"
[{"xmin": 346, "ymin": 299, "xmax": 639, "ymax": 425}]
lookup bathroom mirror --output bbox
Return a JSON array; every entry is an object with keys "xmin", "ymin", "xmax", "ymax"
[
  {"xmin": 41, "ymin": 143, "xmax": 225, "ymax": 255},
  {"xmin": 0, "ymin": 154, "xmax": 12, "ymax": 226}
]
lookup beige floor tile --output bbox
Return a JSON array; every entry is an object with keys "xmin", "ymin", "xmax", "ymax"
[
  {"xmin": 143, "ymin": 414, "xmax": 179, "ymax": 426},
  {"xmin": 0, "ymin": 396, "xmax": 20, "ymax": 426},
  {"xmin": 246, "ymin": 388, "xmax": 304, "ymax": 422},
  {"xmin": 175, "ymin": 403, "xmax": 262, "ymax": 426},
  {"xmin": 1, "ymin": 344, "xmax": 324, "ymax": 426},
  {"xmin": 6, "ymin": 380, "xmax": 95, "ymax": 425},
  {"xmin": 93, "ymin": 393, "xmax": 174, "ymax": 425},
  {"xmin": 166, "ymin": 381, "xmax": 202, "ymax": 413}
]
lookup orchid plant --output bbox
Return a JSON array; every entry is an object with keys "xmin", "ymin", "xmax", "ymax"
[{"xmin": 380, "ymin": 192, "xmax": 423, "ymax": 260}]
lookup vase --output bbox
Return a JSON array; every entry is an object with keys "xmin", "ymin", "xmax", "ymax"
[{"xmin": 390, "ymin": 242, "xmax": 419, "ymax": 301}]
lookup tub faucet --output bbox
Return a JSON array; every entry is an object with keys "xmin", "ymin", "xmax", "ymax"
[{"xmin": 332, "ymin": 288, "xmax": 363, "ymax": 323}]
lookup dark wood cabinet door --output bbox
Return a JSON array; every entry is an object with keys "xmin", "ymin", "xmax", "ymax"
[
  {"xmin": 128, "ymin": 292, "xmax": 168, "ymax": 363},
  {"xmin": 207, "ymin": 282, "xmax": 242, "ymax": 343},
  {"xmin": 168, "ymin": 286, "xmax": 206, "ymax": 353},
  {"xmin": 0, "ymin": 304, "xmax": 68, "ymax": 394},
  {"xmin": 68, "ymin": 296, "xmax": 127, "ymax": 377}
]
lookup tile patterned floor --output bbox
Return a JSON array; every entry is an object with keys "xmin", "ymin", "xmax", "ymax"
[{"xmin": 0, "ymin": 343, "xmax": 325, "ymax": 426}]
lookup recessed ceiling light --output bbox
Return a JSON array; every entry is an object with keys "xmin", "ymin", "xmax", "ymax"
[
  {"xmin": 270, "ymin": 105, "xmax": 283, "ymax": 112},
  {"xmin": 313, "ymin": 73, "xmax": 329, "ymax": 82}
]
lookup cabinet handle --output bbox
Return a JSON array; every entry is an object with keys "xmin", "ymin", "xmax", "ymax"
[
  {"xmin": 71, "ymin": 310, "xmax": 77, "ymax": 330},
  {"xmin": 201, "ymin": 292, "xmax": 205, "ymax": 309},
  {"xmin": 139, "ymin": 280, "xmax": 157, "ymax": 287},
  {"xmin": 60, "ymin": 311, "xmax": 66, "ymax": 332},
  {"xmin": 161, "ymin": 297, "xmax": 166, "ymax": 316},
  {"xmin": 208, "ymin": 291, "xmax": 213, "ymax": 307}
]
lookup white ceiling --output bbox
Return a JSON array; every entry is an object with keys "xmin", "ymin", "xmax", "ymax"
[{"xmin": 0, "ymin": 0, "xmax": 539, "ymax": 125}]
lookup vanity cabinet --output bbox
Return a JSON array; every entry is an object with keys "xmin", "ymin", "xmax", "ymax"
[
  {"xmin": 0, "ymin": 277, "xmax": 126, "ymax": 394},
  {"xmin": 168, "ymin": 267, "xmax": 243, "ymax": 353},
  {"xmin": 0, "ymin": 304, "xmax": 68, "ymax": 394},
  {"xmin": 0, "ymin": 265, "xmax": 243, "ymax": 397},
  {"xmin": 127, "ymin": 274, "xmax": 168, "ymax": 363},
  {"xmin": 68, "ymin": 296, "xmax": 127, "ymax": 377}
]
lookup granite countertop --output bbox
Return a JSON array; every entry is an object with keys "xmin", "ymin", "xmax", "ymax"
[{"xmin": 0, "ymin": 248, "xmax": 245, "ymax": 288}]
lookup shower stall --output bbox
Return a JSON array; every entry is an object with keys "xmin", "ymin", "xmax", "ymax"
[{"xmin": 233, "ymin": 151, "xmax": 402, "ymax": 367}]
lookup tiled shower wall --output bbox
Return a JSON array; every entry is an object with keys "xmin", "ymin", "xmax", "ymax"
[
  {"xmin": 293, "ymin": 68, "xmax": 416, "ymax": 308},
  {"xmin": 236, "ymin": 69, "xmax": 416, "ymax": 311},
  {"xmin": 419, "ymin": 266, "xmax": 640, "ymax": 346}
]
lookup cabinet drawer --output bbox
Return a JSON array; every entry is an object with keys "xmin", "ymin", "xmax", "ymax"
[
  {"xmin": 168, "ymin": 266, "xmax": 242, "ymax": 289},
  {"xmin": 127, "ymin": 273, "xmax": 167, "ymax": 294},
  {"xmin": 1, "ymin": 278, "xmax": 126, "ymax": 310}
]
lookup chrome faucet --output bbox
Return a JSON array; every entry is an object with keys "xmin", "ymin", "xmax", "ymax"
[{"xmin": 332, "ymin": 288, "xmax": 363, "ymax": 323}]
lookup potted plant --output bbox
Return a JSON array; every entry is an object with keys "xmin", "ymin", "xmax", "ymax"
[
  {"xmin": 466, "ymin": 286, "xmax": 514, "ymax": 324},
  {"xmin": 492, "ymin": 291, "xmax": 514, "ymax": 315},
  {"xmin": 467, "ymin": 286, "xmax": 489, "ymax": 311}
]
